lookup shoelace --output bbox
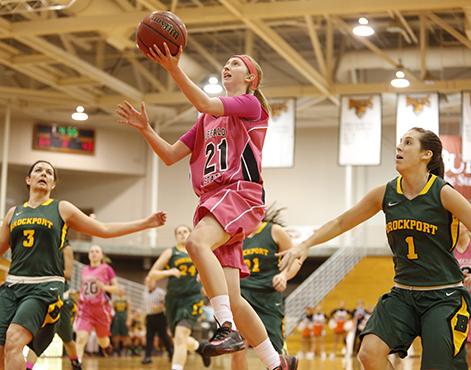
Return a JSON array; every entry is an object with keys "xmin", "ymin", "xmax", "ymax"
[{"xmin": 209, "ymin": 317, "xmax": 232, "ymax": 341}]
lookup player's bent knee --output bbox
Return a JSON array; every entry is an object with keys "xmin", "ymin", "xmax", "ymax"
[
  {"xmin": 185, "ymin": 238, "xmax": 208, "ymax": 256},
  {"xmin": 5, "ymin": 326, "xmax": 31, "ymax": 352},
  {"xmin": 357, "ymin": 346, "xmax": 376, "ymax": 367}
]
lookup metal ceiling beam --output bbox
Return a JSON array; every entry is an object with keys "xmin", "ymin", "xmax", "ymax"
[
  {"xmin": 15, "ymin": 35, "xmax": 143, "ymax": 101},
  {"xmin": 125, "ymin": 53, "xmax": 168, "ymax": 92},
  {"xmin": 218, "ymin": 0, "xmax": 338, "ymax": 105},
  {"xmin": 427, "ymin": 12, "xmax": 471, "ymax": 49},
  {"xmin": 420, "ymin": 15, "xmax": 427, "ymax": 80},
  {"xmin": 305, "ymin": 15, "xmax": 327, "ymax": 77},
  {"xmin": 96, "ymin": 79, "xmax": 471, "ymax": 107},
  {"xmin": 4, "ymin": 0, "xmax": 470, "ymax": 37},
  {"xmin": 394, "ymin": 10, "xmax": 418, "ymax": 44},
  {"xmin": 187, "ymin": 38, "xmax": 223, "ymax": 72},
  {"xmin": 333, "ymin": 16, "xmax": 421, "ymax": 83}
]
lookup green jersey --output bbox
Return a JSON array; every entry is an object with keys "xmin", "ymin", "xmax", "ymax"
[
  {"xmin": 113, "ymin": 299, "xmax": 128, "ymax": 317},
  {"xmin": 165, "ymin": 247, "xmax": 201, "ymax": 297},
  {"xmin": 9, "ymin": 199, "xmax": 68, "ymax": 277},
  {"xmin": 383, "ymin": 175, "xmax": 463, "ymax": 286},
  {"xmin": 241, "ymin": 222, "xmax": 281, "ymax": 292}
]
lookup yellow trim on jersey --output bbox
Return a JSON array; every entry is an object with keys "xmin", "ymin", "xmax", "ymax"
[
  {"xmin": 450, "ymin": 296, "xmax": 470, "ymax": 357},
  {"xmin": 396, "ymin": 176, "xmax": 403, "ymax": 194},
  {"xmin": 255, "ymin": 222, "xmax": 268, "ymax": 235},
  {"xmin": 24, "ymin": 198, "xmax": 54, "ymax": 208},
  {"xmin": 450, "ymin": 215, "xmax": 460, "ymax": 251},
  {"xmin": 59, "ymin": 223, "xmax": 68, "ymax": 250},
  {"xmin": 418, "ymin": 174, "xmax": 437, "ymax": 195},
  {"xmin": 396, "ymin": 175, "xmax": 437, "ymax": 196},
  {"xmin": 42, "ymin": 199, "xmax": 54, "ymax": 206}
]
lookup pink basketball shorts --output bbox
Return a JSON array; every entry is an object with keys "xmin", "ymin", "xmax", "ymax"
[{"xmin": 194, "ymin": 181, "xmax": 265, "ymax": 278}]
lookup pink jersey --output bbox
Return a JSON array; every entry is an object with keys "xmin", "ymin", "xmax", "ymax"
[
  {"xmin": 454, "ymin": 242, "xmax": 471, "ymax": 278},
  {"xmin": 180, "ymin": 94, "xmax": 269, "ymax": 197},
  {"xmin": 79, "ymin": 263, "xmax": 115, "ymax": 305}
]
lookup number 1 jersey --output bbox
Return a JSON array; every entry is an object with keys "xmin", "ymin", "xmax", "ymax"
[{"xmin": 383, "ymin": 174, "xmax": 463, "ymax": 286}]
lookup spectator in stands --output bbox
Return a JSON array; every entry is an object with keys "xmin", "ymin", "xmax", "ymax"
[
  {"xmin": 297, "ymin": 306, "xmax": 313, "ymax": 360},
  {"xmin": 311, "ymin": 305, "xmax": 327, "ymax": 359},
  {"xmin": 328, "ymin": 301, "xmax": 352, "ymax": 358}
]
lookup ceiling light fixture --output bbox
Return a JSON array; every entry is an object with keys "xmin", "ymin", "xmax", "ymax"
[
  {"xmin": 203, "ymin": 76, "xmax": 223, "ymax": 95},
  {"xmin": 353, "ymin": 17, "xmax": 375, "ymax": 37},
  {"xmin": 390, "ymin": 70, "xmax": 410, "ymax": 88},
  {"xmin": 71, "ymin": 105, "xmax": 88, "ymax": 121}
]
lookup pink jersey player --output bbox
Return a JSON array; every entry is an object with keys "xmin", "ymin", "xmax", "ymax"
[
  {"xmin": 117, "ymin": 50, "xmax": 298, "ymax": 369},
  {"xmin": 75, "ymin": 245, "xmax": 118, "ymax": 362},
  {"xmin": 180, "ymin": 94, "xmax": 268, "ymax": 277}
]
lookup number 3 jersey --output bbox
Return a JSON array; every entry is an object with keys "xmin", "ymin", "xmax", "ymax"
[
  {"xmin": 179, "ymin": 94, "xmax": 269, "ymax": 197},
  {"xmin": 165, "ymin": 246, "xmax": 202, "ymax": 298},
  {"xmin": 383, "ymin": 174, "xmax": 462, "ymax": 286},
  {"xmin": 8, "ymin": 199, "xmax": 67, "ymax": 277}
]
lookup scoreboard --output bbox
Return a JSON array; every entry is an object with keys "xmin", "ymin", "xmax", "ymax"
[{"xmin": 33, "ymin": 124, "xmax": 95, "ymax": 155}]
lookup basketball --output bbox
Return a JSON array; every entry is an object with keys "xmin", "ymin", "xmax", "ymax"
[{"xmin": 136, "ymin": 11, "xmax": 187, "ymax": 57}]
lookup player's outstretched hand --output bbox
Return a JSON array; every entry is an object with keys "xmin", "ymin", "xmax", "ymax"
[
  {"xmin": 148, "ymin": 42, "xmax": 182, "ymax": 72},
  {"xmin": 116, "ymin": 101, "xmax": 150, "ymax": 131},
  {"xmin": 272, "ymin": 273, "xmax": 288, "ymax": 292},
  {"xmin": 146, "ymin": 211, "xmax": 167, "ymax": 228},
  {"xmin": 277, "ymin": 244, "xmax": 308, "ymax": 272}
]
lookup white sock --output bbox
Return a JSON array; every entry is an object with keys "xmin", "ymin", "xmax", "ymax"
[
  {"xmin": 253, "ymin": 338, "xmax": 280, "ymax": 370},
  {"xmin": 171, "ymin": 365, "xmax": 183, "ymax": 370},
  {"xmin": 210, "ymin": 295, "xmax": 236, "ymax": 329}
]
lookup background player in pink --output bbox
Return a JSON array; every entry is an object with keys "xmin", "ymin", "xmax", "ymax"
[
  {"xmin": 75, "ymin": 245, "xmax": 118, "ymax": 362},
  {"xmin": 454, "ymin": 222, "xmax": 471, "ymax": 365},
  {"xmin": 116, "ymin": 42, "xmax": 298, "ymax": 370}
]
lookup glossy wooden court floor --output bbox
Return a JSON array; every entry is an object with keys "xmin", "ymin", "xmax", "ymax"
[{"xmin": 34, "ymin": 353, "xmax": 423, "ymax": 370}]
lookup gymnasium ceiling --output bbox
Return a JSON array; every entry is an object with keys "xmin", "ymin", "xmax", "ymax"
[{"xmin": 0, "ymin": 0, "xmax": 470, "ymax": 131}]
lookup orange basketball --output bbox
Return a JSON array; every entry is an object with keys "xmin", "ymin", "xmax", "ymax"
[{"xmin": 136, "ymin": 11, "xmax": 187, "ymax": 57}]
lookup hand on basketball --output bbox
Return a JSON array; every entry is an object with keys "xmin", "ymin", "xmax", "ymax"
[
  {"xmin": 277, "ymin": 243, "xmax": 308, "ymax": 272},
  {"xmin": 145, "ymin": 211, "xmax": 167, "ymax": 228},
  {"xmin": 116, "ymin": 101, "xmax": 150, "ymax": 131},
  {"xmin": 148, "ymin": 42, "xmax": 182, "ymax": 71},
  {"xmin": 272, "ymin": 273, "xmax": 288, "ymax": 292}
]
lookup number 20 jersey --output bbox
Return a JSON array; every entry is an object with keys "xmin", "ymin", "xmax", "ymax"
[
  {"xmin": 9, "ymin": 199, "xmax": 67, "ymax": 277},
  {"xmin": 383, "ymin": 174, "xmax": 463, "ymax": 286}
]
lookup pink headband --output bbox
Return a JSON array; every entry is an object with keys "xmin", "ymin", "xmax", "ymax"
[{"xmin": 233, "ymin": 54, "xmax": 259, "ymax": 91}]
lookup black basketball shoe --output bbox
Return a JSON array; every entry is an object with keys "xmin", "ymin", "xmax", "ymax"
[{"xmin": 201, "ymin": 321, "xmax": 245, "ymax": 357}]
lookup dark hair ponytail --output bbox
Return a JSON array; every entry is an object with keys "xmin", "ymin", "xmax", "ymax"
[
  {"xmin": 411, "ymin": 127, "xmax": 445, "ymax": 178},
  {"xmin": 263, "ymin": 203, "xmax": 287, "ymax": 227}
]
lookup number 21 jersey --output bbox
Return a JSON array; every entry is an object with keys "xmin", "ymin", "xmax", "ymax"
[{"xmin": 179, "ymin": 94, "xmax": 269, "ymax": 197}]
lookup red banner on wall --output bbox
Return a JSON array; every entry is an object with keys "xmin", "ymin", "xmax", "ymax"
[{"xmin": 441, "ymin": 135, "xmax": 471, "ymax": 200}]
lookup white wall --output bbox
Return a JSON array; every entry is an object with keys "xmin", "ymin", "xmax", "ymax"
[
  {"xmin": 0, "ymin": 120, "xmax": 147, "ymax": 175},
  {"xmin": 1, "ymin": 117, "xmax": 399, "ymax": 250}
]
